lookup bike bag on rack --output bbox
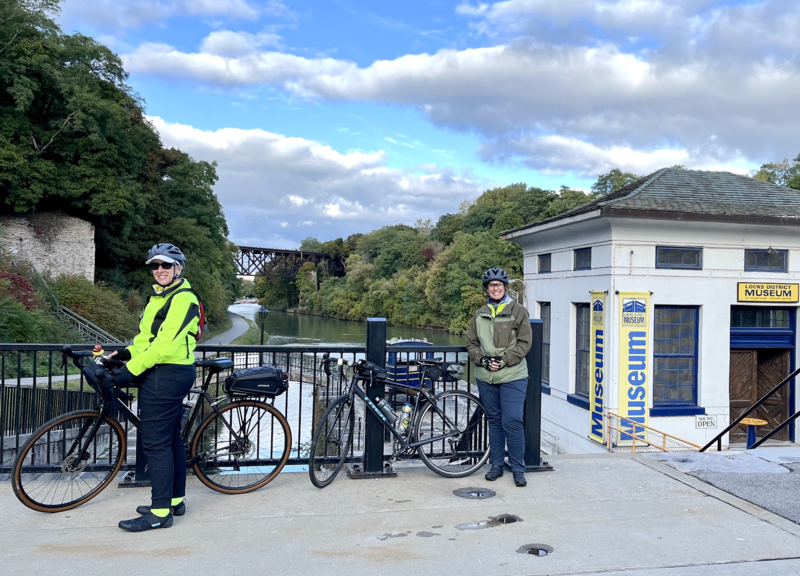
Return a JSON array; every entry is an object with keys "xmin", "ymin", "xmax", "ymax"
[
  {"xmin": 224, "ymin": 366, "xmax": 289, "ymax": 398},
  {"xmin": 421, "ymin": 360, "xmax": 464, "ymax": 382}
]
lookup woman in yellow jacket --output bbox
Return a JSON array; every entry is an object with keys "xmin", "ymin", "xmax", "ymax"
[{"xmin": 111, "ymin": 243, "xmax": 200, "ymax": 532}]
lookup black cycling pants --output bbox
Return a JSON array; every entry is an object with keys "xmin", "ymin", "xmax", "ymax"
[{"xmin": 138, "ymin": 363, "xmax": 195, "ymax": 509}]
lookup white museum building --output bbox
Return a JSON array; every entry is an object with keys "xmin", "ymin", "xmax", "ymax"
[{"xmin": 504, "ymin": 168, "xmax": 800, "ymax": 454}]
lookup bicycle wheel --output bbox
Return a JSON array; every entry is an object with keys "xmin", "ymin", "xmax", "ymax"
[
  {"xmin": 12, "ymin": 410, "xmax": 126, "ymax": 513},
  {"xmin": 415, "ymin": 390, "xmax": 489, "ymax": 478},
  {"xmin": 308, "ymin": 394, "xmax": 354, "ymax": 489},
  {"xmin": 191, "ymin": 399, "xmax": 291, "ymax": 494}
]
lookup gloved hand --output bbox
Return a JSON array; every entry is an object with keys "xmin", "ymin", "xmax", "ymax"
[
  {"xmin": 496, "ymin": 358, "xmax": 507, "ymax": 370},
  {"xmin": 112, "ymin": 365, "xmax": 135, "ymax": 387},
  {"xmin": 113, "ymin": 348, "xmax": 132, "ymax": 362},
  {"xmin": 481, "ymin": 356, "xmax": 493, "ymax": 370}
]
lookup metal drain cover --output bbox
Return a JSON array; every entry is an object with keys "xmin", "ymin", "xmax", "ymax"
[
  {"xmin": 453, "ymin": 487, "xmax": 496, "ymax": 500},
  {"xmin": 517, "ymin": 543, "xmax": 554, "ymax": 556}
]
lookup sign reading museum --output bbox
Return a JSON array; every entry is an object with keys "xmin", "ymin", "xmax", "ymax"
[{"xmin": 737, "ymin": 283, "xmax": 799, "ymax": 303}]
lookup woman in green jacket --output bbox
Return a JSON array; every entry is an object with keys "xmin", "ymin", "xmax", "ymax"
[
  {"xmin": 111, "ymin": 243, "xmax": 201, "ymax": 532},
  {"xmin": 466, "ymin": 268, "xmax": 532, "ymax": 487}
]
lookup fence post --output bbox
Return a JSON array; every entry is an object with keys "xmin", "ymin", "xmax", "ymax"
[
  {"xmin": 524, "ymin": 319, "xmax": 553, "ymax": 472},
  {"xmin": 348, "ymin": 318, "xmax": 396, "ymax": 479}
]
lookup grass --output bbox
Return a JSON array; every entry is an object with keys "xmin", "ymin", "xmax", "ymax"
[{"xmin": 230, "ymin": 317, "xmax": 268, "ymax": 346}]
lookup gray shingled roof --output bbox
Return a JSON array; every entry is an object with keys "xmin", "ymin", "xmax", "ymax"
[{"xmin": 504, "ymin": 168, "xmax": 800, "ymax": 235}]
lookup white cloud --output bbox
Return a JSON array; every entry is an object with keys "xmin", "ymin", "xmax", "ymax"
[
  {"xmin": 200, "ymin": 30, "xmax": 282, "ymax": 57},
  {"xmin": 148, "ymin": 117, "xmax": 486, "ymax": 248},
  {"xmin": 123, "ymin": 0, "xmax": 800, "ymax": 177}
]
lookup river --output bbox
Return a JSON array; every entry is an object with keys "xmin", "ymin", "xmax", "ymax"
[{"xmin": 228, "ymin": 305, "xmax": 466, "ymax": 347}]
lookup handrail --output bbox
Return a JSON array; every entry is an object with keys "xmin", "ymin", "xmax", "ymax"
[
  {"xmin": 700, "ymin": 364, "xmax": 800, "ymax": 452},
  {"xmin": 57, "ymin": 306, "xmax": 124, "ymax": 344},
  {"xmin": 606, "ymin": 412, "xmax": 701, "ymax": 453}
]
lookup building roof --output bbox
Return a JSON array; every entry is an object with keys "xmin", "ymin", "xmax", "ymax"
[{"xmin": 503, "ymin": 168, "xmax": 800, "ymax": 237}]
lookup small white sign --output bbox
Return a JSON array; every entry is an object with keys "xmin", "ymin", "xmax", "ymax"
[{"xmin": 695, "ymin": 415, "xmax": 717, "ymax": 429}]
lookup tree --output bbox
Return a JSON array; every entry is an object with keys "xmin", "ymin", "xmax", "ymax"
[
  {"xmin": 591, "ymin": 169, "xmax": 641, "ymax": 196},
  {"xmin": 752, "ymin": 155, "xmax": 800, "ymax": 190},
  {"xmin": 0, "ymin": 0, "xmax": 237, "ymax": 327},
  {"xmin": 299, "ymin": 237, "xmax": 324, "ymax": 252}
]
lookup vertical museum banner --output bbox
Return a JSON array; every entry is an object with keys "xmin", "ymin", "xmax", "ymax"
[
  {"xmin": 589, "ymin": 291, "xmax": 606, "ymax": 444},
  {"xmin": 618, "ymin": 292, "xmax": 650, "ymax": 442}
]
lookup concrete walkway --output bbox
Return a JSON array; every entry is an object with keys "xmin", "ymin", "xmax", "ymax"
[
  {"xmin": 2, "ymin": 453, "xmax": 800, "ymax": 576},
  {"xmin": 202, "ymin": 311, "xmax": 250, "ymax": 345}
]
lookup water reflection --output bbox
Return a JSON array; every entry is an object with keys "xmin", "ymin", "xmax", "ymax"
[{"xmin": 229, "ymin": 305, "xmax": 465, "ymax": 347}]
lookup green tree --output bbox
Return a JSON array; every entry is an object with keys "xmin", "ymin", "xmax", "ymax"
[
  {"xmin": 752, "ymin": 155, "xmax": 800, "ymax": 190},
  {"xmin": 591, "ymin": 169, "xmax": 641, "ymax": 196}
]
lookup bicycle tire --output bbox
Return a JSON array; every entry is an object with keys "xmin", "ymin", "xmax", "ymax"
[
  {"xmin": 415, "ymin": 390, "xmax": 489, "ymax": 478},
  {"xmin": 191, "ymin": 399, "xmax": 291, "ymax": 494},
  {"xmin": 12, "ymin": 410, "xmax": 126, "ymax": 513},
  {"xmin": 308, "ymin": 394, "xmax": 354, "ymax": 489}
]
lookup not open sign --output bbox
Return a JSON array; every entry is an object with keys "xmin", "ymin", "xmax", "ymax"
[{"xmin": 695, "ymin": 415, "xmax": 717, "ymax": 429}]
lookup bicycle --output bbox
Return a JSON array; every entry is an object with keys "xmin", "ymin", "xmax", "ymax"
[
  {"xmin": 308, "ymin": 355, "xmax": 489, "ymax": 488},
  {"xmin": 12, "ymin": 346, "xmax": 292, "ymax": 512}
]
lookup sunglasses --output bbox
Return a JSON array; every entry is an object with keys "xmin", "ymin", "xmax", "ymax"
[
  {"xmin": 149, "ymin": 262, "xmax": 174, "ymax": 271},
  {"xmin": 487, "ymin": 283, "xmax": 505, "ymax": 289}
]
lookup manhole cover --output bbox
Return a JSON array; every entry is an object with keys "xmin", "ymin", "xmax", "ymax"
[
  {"xmin": 517, "ymin": 544, "xmax": 554, "ymax": 557},
  {"xmin": 453, "ymin": 487, "xmax": 496, "ymax": 500}
]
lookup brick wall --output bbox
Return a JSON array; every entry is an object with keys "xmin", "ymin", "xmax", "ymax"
[{"xmin": 0, "ymin": 214, "xmax": 95, "ymax": 282}]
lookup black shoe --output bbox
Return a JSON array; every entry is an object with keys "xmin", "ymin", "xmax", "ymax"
[
  {"xmin": 136, "ymin": 500, "xmax": 186, "ymax": 517},
  {"xmin": 485, "ymin": 466, "xmax": 504, "ymax": 481},
  {"xmin": 513, "ymin": 472, "xmax": 527, "ymax": 487},
  {"xmin": 118, "ymin": 511, "xmax": 173, "ymax": 532}
]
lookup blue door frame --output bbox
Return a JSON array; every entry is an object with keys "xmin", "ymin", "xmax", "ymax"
[{"xmin": 730, "ymin": 307, "xmax": 796, "ymax": 442}]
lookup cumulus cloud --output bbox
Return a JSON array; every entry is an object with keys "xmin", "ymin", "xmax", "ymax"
[
  {"xmin": 148, "ymin": 118, "xmax": 486, "ymax": 248},
  {"xmin": 200, "ymin": 30, "xmax": 282, "ymax": 57},
  {"xmin": 123, "ymin": 0, "xmax": 800, "ymax": 176}
]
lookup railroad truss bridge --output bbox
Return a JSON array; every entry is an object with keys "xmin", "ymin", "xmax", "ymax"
[{"xmin": 235, "ymin": 246, "xmax": 345, "ymax": 281}]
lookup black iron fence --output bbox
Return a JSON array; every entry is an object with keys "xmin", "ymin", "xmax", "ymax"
[{"xmin": 0, "ymin": 339, "xmax": 479, "ymax": 472}]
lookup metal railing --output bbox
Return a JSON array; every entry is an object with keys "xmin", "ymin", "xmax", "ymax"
[
  {"xmin": 606, "ymin": 412, "xmax": 701, "ymax": 453},
  {"xmin": 0, "ymin": 341, "xmax": 481, "ymax": 472},
  {"xmin": 700, "ymin": 365, "xmax": 800, "ymax": 452}
]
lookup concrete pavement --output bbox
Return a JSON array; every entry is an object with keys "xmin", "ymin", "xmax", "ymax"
[
  {"xmin": 201, "ymin": 311, "xmax": 250, "ymax": 345},
  {"xmin": 2, "ymin": 452, "xmax": 800, "ymax": 576}
]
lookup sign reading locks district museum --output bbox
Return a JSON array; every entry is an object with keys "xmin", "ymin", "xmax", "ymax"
[{"xmin": 738, "ymin": 283, "xmax": 799, "ymax": 303}]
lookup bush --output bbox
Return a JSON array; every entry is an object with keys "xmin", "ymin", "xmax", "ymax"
[{"xmin": 50, "ymin": 276, "xmax": 139, "ymax": 340}]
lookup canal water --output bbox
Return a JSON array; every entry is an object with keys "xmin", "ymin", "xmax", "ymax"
[{"xmin": 228, "ymin": 304, "xmax": 466, "ymax": 347}]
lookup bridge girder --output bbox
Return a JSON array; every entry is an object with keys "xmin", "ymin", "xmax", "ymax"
[{"xmin": 235, "ymin": 246, "xmax": 345, "ymax": 281}]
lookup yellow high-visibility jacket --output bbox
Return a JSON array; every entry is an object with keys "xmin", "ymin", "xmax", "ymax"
[{"xmin": 125, "ymin": 279, "xmax": 200, "ymax": 377}]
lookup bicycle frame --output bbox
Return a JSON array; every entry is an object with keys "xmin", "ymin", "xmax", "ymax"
[{"xmin": 349, "ymin": 367, "xmax": 465, "ymax": 451}]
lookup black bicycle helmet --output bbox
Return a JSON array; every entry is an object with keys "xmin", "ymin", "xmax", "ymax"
[
  {"xmin": 482, "ymin": 267, "xmax": 509, "ymax": 286},
  {"xmin": 145, "ymin": 243, "xmax": 186, "ymax": 268}
]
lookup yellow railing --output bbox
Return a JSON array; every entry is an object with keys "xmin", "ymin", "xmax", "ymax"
[{"xmin": 606, "ymin": 412, "xmax": 701, "ymax": 453}]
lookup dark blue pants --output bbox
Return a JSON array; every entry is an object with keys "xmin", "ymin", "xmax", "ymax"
[
  {"xmin": 477, "ymin": 378, "xmax": 527, "ymax": 472},
  {"xmin": 138, "ymin": 364, "xmax": 195, "ymax": 509}
]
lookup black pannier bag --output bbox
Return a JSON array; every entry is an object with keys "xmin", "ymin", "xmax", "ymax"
[{"xmin": 224, "ymin": 366, "xmax": 289, "ymax": 398}]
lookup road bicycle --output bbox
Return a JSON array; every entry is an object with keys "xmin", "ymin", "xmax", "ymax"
[
  {"xmin": 309, "ymin": 355, "xmax": 489, "ymax": 488},
  {"xmin": 12, "ymin": 346, "xmax": 292, "ymax": 512}
]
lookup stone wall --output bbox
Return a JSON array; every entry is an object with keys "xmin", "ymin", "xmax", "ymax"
[{"xmin": 0, "ymin": 213, "xmax": 95, "ymax": 282}]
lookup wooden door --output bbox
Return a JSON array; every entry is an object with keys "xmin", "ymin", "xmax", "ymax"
[
  {"xmin": 728, "ymin": 349, "xmax": 790, "ymax": 442},
  {"xmin": 729, "ymin": 350, "xmax": 756, "ymax": 442},
  {"xmin": 755, "ymin": 349, "xmax": 789, "ymax": 441}
]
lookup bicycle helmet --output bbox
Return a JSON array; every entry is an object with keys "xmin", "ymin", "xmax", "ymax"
[
  {"xmin": 482, "ymin": 267, "xmax": 509, "ymax": 286},
  {"xmin": 145, "ymin": 243, "xmax": 186, "ymax": 268}
]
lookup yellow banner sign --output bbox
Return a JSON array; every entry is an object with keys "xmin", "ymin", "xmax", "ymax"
[
  {"xmin": 737, "ymin": 283, "xmax": 799, "ymax": 303},
  {"xmin": 618, "ymin": 292, "xmax": 650, "ymax": 442},
  {"xmin": 589, "ymin": 292, "xmax": 605, "ymax": 444}
]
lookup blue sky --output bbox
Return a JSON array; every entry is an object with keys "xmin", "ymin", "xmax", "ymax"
[{"xmin": 56, "ymin": 0, "xmax": 800, "ymax": 248}]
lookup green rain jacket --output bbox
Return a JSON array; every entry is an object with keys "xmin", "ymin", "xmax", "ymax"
[
  {"xmin": 466, "ymin": 299, "xmax": 532, "ymax": 384},
  {"xmin": 125, "ymin": 279, "xmax": 200, "ymax": 377}
]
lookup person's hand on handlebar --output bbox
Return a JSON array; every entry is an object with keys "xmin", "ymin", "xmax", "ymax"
[
  {"xmin": 111, "ymin": 365, "xmax": 135, "ymax": 387},
  {"xmin": 107, "ymin": 349, "xmax": 131, "ymax": 362}
]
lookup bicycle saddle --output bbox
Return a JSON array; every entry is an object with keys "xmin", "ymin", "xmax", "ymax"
[{"xmin": 195, "ymin": 357, "xmax": 234, "ymax": 372}]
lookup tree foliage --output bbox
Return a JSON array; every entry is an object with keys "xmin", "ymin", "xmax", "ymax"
[
  {"xmin": 0, "ymin": 0, "xmax": 236, "ymax": 328},
  {"xmin": 590, "ymin": 168, "xmax": 642, "ymax": 196},
  {"xmin": 752, "ymin": 155, "xmax": 800, "ymax": 190}
]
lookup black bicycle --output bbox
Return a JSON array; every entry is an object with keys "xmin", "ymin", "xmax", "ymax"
[
  {"xmin": 308, "ymin": 356, "xmax": 489, "ymax": 488},
  {"xmin": 12, "ymin": 346, "xmax": 292, "ymax": 512}
]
